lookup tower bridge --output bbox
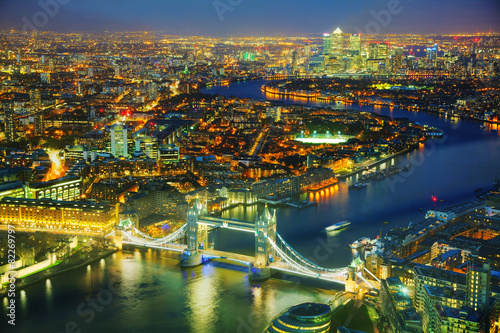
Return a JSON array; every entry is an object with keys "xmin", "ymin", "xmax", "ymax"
[{"xmin": 110, "ymin": 199, "xmax": 379, "ymax": 288}]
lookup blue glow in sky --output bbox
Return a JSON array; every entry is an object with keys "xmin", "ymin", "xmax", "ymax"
[{"xmin": 0, "ymin": 0, "xmax": 499, "ymax": 35}]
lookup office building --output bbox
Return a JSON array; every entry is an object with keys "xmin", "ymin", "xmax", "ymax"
[
  {"xmin": 159, "ymin": 144, "xmax": 180, "ymax": 164},
  {"xmin": 378, "ymin": 42, "xmax": 389, "ymax": 60},
  {"xmin": 323, "ymin": 33, "xmax": 332, "ymax": 55},
  {"xmin": 135, "ymin": 136, "xmax": 159, "ymax": 160},
  {"xmin": 0, "ymin": 197, "xmax": 116, "ymax": 235},
  {"xmin": 35, "ymin": 111, "xmax": 44, "ymax": 136},
  {"xmin": 109, "ymin": 124, "xmax": 131, "ymax": 158},
  {"xmin": 331, "ymin": 27, "xmax": 344, "ymax": 58},
  {"xmin": 0, "ymin": 181, "xmax": 25, "ymax": 200},
  {"xmin": 26, "ymin": 176, "xmax": 82, "ymax": 201},
  {"xmin": 391, "ymin": 47, "xmax": 405, "ymax": 72},
  {"xmin": 266, "ymin": 302, "xmax": 332, "ymax": 333},
  {"xmin": 4, "ymin": 108, "xmax": 16, "ymax": 143},
  {"xmin": 349, "ymin": 34, "xmax": 361, "ymax": 56},
  {"xmin": 369, "ymin": 42, "xmax": 379, "ymax": 59},
  {"xmin": 426, "ymin": 44, "xmax": 438, "ymax": 67},
  {"xmin": 30, "ymin": 89, "xmax": 42, "ymax": 110}
]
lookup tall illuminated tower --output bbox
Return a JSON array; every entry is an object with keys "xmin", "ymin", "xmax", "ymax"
[
  {"xmin": 322, "ymin": 33, "xmax": 332, "ymax": 55},
  {"xmin": 35, "ymin": 112, "xmax": 45, "ymax": 136},
  {"xmin": 110, "ymin": 124, "xmax": 129, "ymax": 158},
  {"xmin": 378, "ymin": 42, "xmax": 389, "ymax": 60},
  {"xmin": 4, "ymin": 107, "xmax": 16, "ymax": 143},
  {"xmin": 30, "ymin": 89, "xmax": 41, "ymax": 110},
  {"xmin": 368, "ymin": 42, "xmax": 379, "ymax": 59},
  {"xmin": 331, "ymin": 28, "xmax": 344, "ymax": 59},
  {"xmin": 349, "ymin": 33, "xmax": 361, "ymax": 56}
]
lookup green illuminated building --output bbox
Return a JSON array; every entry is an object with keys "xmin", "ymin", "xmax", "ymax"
[{"xmin": 266, "ymin": 302, "xmax": 332, "ymax": 333}]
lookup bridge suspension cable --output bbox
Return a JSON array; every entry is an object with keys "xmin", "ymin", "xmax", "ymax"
[
  {"xmin": 275, "ymin": 233, "xmax": 346, "ymax": 274},
  {"xmin": 268, "ymin": 236, "xmax": 347, "ymax": 280},
  {"xmin": 121, "ymin": 224, "xmax": 187, "ymax": 245}
]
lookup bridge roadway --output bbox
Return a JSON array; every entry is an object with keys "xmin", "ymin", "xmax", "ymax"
[
  {"xmin": 121, "ymin": 240, "xmax": 188, "ymax": 252},
  {"xmin": 199, "ymin": 249, "xmax": 254, "ymax": 265},
  {"xmin": 270, "ymin": 261, "xmax": 348, "ymax": 284},
  {"xmin": 197, "ymin": 216, "xmax": 255, "ymax": 233}
]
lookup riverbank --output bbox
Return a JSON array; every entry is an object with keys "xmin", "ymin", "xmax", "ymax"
[
  {"xmin": 337, "ymin": 148, "xmax": 412, "ymax": 180},
  {"xmin": 0, "ymin": 247, "xmax": 117, "ymax": 296},
  {"xmin": 259, "ymin": 81, "xmax": 498, "ymax": 127}
]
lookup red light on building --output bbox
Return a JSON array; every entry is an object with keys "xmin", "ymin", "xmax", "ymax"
[{"xmin": 432, "ymin": 196, "xmax": 438, "ymax": 202}]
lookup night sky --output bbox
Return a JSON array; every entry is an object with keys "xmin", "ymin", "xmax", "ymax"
[{"xmin": 0, "ymin": 0, "xmax": 499, "ymax": 35}]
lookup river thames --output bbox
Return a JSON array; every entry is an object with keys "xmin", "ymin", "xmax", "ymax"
[{"xmin": 2, "ymin": 80, "xmax": 499, "ymax": 333}]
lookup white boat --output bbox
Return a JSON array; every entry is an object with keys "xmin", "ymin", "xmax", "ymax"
[
  {"xmin": 325, "ymin": 221, "xmax": 351, "ymax": 232},
  {"xmin": 350, "ymin": 237, "xmax": 370, "ymax": 248}
]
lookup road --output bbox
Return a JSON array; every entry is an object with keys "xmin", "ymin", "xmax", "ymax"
[{"xmin": 249, "ymin": 127, "xmax": 269, "ymax": 156}]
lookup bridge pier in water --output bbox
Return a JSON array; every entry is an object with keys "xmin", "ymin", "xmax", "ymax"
[
  {"xmin": 114, "ymin": 230, "xmax": 123, "ymax": 250},
  {"xmin": 120, "ymin": 199, "xmax": 350, "ymax": 285},
  {"xmin": 249, "ymin": 205, "xmax": 276, "ymax": 281},
  {"xmin": 181, "ymin": 199, "xmax": 206, "ymax": 267},
  {"xmin": 180, "ymin": 199, "xmax": 277, "ymax": 282}
]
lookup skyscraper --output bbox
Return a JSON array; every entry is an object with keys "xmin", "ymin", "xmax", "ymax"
[
  {"xmin": 30, "ymin": 89, "xmax": 41, "ymax": 110},
  {"xmin": 4, "ymin": 108, "xmax": 16, "ymax": 143},
  {"xmin": 369, "ymin": 42, "xmax": 379, "ymax": 59},
  {"xmin": 322, "ymin": 33, "xmax": 331, "ymax": 55},
  {"xmin": 135, "ymin": 136, "xmax": 159, "ymax": 160},
  {"xmin": 349, "ymin": 33, "xmax": 361, "ymax": 56},
  {"xmin": 426, "ymin": 44, "xmax": 438, "ymax": 67},
  {"xmin": 466, "ymin": 261, "xmax": 491, "ymax": 313},
  {"xmin": 331, "ymin": 28, "xmax": 344, "ymax": 59},
  {"xmin": 378, "ymin": 42, "xmax": 389, "ymax": 60},
  {"xmin": 35, "ymin": 111, "xmax": 45, "ymax": 136},
  {"xmin": 291, "ymin": 50, "xmax": 298, "ymax": 72},
  {"xmin": 391, "ymin": 47, "xmax": 404, "ymax": 72},
  {"xmin": 110, "ymin": 124, "xmax": 130, "ymax": 158}
]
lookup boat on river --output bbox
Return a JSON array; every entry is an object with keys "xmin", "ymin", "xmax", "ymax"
[{"xmin": 325, "ymin": 221, "xmax": 351, "ymax": 232}]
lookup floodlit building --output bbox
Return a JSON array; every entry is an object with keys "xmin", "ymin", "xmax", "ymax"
[
  {"xmin": 26, "ymin": 176, "xmax": 82, "ymax": 201},
  {"xmin": 0, "ymin": 197, "xmax": 116, "ymax": 235},
  {"xmin": 266, "ymin": 302, "xmax": 332, "ymax": 333},
  {"xmin": 331, "ymin": 28, "xmax": 344, "ymax": 59},
  {"xmin": 109, "ymin": 124, "xmax": 131, "ymax": 158},
  {"xmin": 323, "ymin": 33, "xmax": 332, "ymax": 55}
]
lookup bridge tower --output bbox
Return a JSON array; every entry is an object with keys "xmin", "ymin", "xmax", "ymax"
[
  {"xmin": 345, "ymin": 257, "xmax": 363, "ymax": 293},
  {"xmin": 114, "ymin": 230, "xmax": 123, "ymax": 250},
  {"xmin": 249, "ymin": 205, "xmax": 276, "ymax": 281},
  {"xmin": 181, "ymin": 199, "xmax": 207, "ymax": 267}
]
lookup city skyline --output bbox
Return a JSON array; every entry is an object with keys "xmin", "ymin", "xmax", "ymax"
[
  {"xmin": 0, "ymin": 0, "xmax": 499, "ymax": 35},
  {"xmin": 0, "ymin": 2, "xmax": 499, "ymax": 332}
]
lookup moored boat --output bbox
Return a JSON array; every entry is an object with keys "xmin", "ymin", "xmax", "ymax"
[{"xmin": 350, "ymin": 237, "xmax": 370, "ymax": 248}]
